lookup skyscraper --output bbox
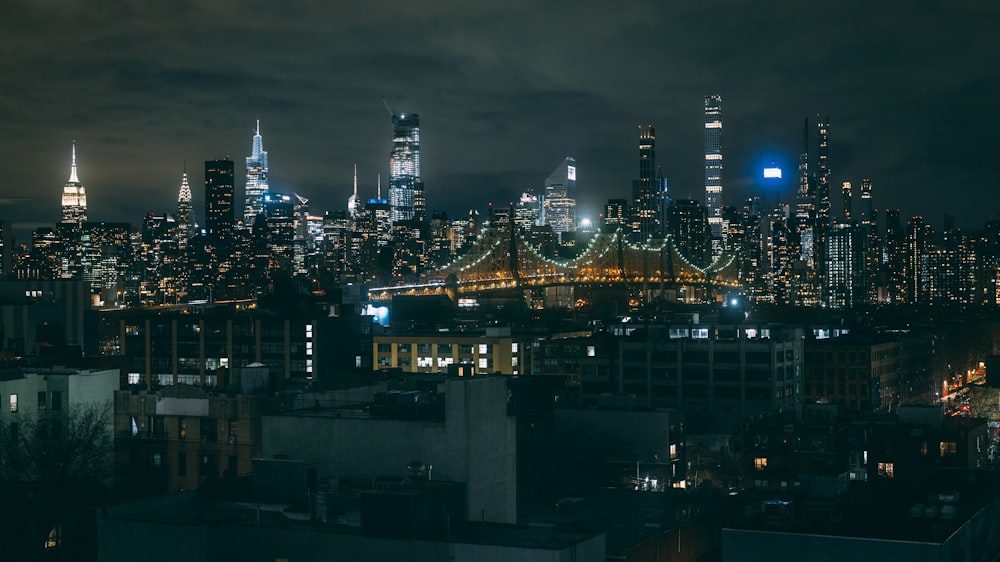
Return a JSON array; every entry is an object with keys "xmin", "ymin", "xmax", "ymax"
[
  {"xmin": 795, "ymin": 117, "xmax": 815, "ymax": 267},
  {"xmin": 795, "ymin": 117, "xmax": 813, "ymax": 221},
  {"xmin": 632, "ymin": 125, "xmax": 657, "ymax": 240},
  {"xmin": 824, "ymin": 222, "xmax": 864, "ymax": 308},
  {"xmin": 841, "ymin": 181, "xmax": 853, "ymax": 221},
  {"xmin": 176, "ymin": 169, "xmax": 195, "ymax": 248},
  {"xmin": 666, "ymin": 199, "xmax": 711, "ymax": 269},
  {"xmin": 205, "ymin": 158, "xmax": 235, "ymax": 246},
  {"xmin": 388, "ymin": 113, "xmax": 421, "ymax": 224},
  {"xmin": 243, "ymin": 121, "xmax": 269, "ymax": 226},
  {"xmin": 347, "ymin": 164, "xmax": 360, "ymax": 219},
  {"xmin": 704, "ymin": 95, "xmax": 723, "ymax": 237},
  {"xmin": 543, "ymin": 157, "xmax": 577, "ymax": 237},
  {"xmin": 815, "ymin": 116, "xmax": 831, "ymax": 225},
  {"xmin": 61, "ymin": 142, "xmax": 88, "ymax": 226}
]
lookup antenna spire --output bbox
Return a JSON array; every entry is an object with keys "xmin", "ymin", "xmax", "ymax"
[
  {"xmin": 377, "ymin": 173, "xmax": 381, "ymax": 200},
  {"xmin": 353, "ymin": 163, "xmax": 358, "ymax": 196},
  {"xmin": 68, "ymin": 141, "xmax": 80, "ymax": 184}
]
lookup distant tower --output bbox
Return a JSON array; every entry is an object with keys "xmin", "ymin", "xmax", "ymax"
[
  {"xmin": 243, "ymin": 120, "xmax": 269, "ymax": 226},
  {"xmin": 543, "ymin": 157, "xmax": 577, "ymax": 237},
  {"xmin": 347, "ymin": 164, "xmax": 360, "ymax": 218},
  {"xmin": 815, "ymin": 115, "xmax": 831, "ymax": 225},
  {"xmin": 388, "ymin": 112, "xmax": 421, "ymax": 224},
  {"xmin": 841, "ymin": 181, "xmax": 853, "ymax": 221},
  {"xmin": 860, "ymin": 178, "xmax": 873, "ymax": 226},
  {"xmin": 795, "ymin": 117, "xmax": 812, "ymax": 221},
  {"xmin": 704, "ymin": 95, "xmax": 723, "ymax": 237},
  {"xmin": 666, "ymin": 199, "xmax": 712, "ymax": 268},
  {"xmin": 205, "ymin": 158, "xmax": 235, "ymax": 246},
  {"xmin": 632, "ymin": 125, "xmax": 657, "ymax": 239},
  {"xmin": 61, "ymin": 142, "xmax": 88, "ymax": 225},
  {"xmin": 176, "ymin": 168, "xmax": 195, "ymax": 248}
]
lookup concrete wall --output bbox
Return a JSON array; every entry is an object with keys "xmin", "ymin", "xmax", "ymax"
[{"xmin": 263, "ymin": 376, "xmax": 517, "ymax": 523}]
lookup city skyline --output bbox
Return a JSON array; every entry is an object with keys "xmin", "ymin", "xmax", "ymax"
[{"xmin": 2, "ymin": 2, "xmax": 997, "ymax": 236}]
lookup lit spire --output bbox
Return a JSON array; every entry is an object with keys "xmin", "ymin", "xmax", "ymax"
[
  {"xmin": 68, "ymin": 141, "xmax": 80, "ymax": 184},
  {"xmin": 354, "ymin": 163, "xmax": 358, "ymax": 196},
  {"xmin": 251, "ymin": 120, "xmax": 265, "ymax": 161},
  {"xmin": 377, "ymin": 173, "xmax": 381, "ymax": 200},
  {"xmin": 178, "ymin": 169, "xmax": 192, "ymax": 203}
]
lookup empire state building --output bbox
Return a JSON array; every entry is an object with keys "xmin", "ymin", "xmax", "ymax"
[{"xmin": 61, "ymin": 142, "xmax": 87, "ymax": 225}]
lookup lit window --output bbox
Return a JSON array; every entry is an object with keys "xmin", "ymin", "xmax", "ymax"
[
  {"xmin": 940, "ymin": 441, "xmax": 957, "ymax": 456},
  {"xmin": 479, "ymin": 344, "xmax": 488, "ymax": 354},
  {"xmin": 479, "ymin": 358, "xmax": 488, "ymax": 370},
  {"xmin": 8, "ymin": 394, "xmax": 16, "ymax": 413},
  {"xmin": 511, "ymin": 343, "xmax": 518, "ymax": 353},
  {"xmin": 44, "ymin": 526, "xmax": 61, "ymax": 550},
  {"xmin": 877, "ymin": 462, "xmax": 894, "ymax": 478},
  {"xmin": 754, "ymin": 457, "xmax": 768, "ymax": 470},
  {"xmin": 587, "ymin": 346, "xmax": 596, "ymax": 357}
]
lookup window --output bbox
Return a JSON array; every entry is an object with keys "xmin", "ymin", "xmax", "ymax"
[
  {"xmin": 51, "ymin": 420, "xmax": 61, "ymax": 439},
  {"xmin": 37, "ymin": 391, "xmax": 46, "ymax": 410},
  {"xmin": 51, "ymin": 391, "xmax": 62, "ymax": 411},
  {"xmin": 877, "ymin": 462, "xmax": 894, "ymax": 478},
  {"xmin": 377, "ymin": 343, "xmax": 391, "ymax": 353},
  {"xmin": 754, "ymin": 457, "xmax": 768, "ymax": 470},
  {"xmin": 587, "ymin": 346, "xmax": 595, "ymax": 357},
  {"xmin": 228, "ymin": 421, "xmax": 238, "ymax": 444},
  {"xmin": 178, "ymin": 418, "xmax": 187, "ymax": 439},
  {"xmin": 511, "ymin": 343, "xmax": 518, "ymax": 353},
  {"xmin": 178, "ymin": 453, "xmax": 187, "ymax": 476},
  {"xmin": 940, "ymin": 441, "xmax": 957, "ymax": 456},
  {"xmin": 130, "ymin": 417, "xmax": 139, "ymax": 437},
  {"xmin": 201, "ymin": 418, "xmax": 217, "ymax": 442},
  {"xmin": 152, "ymin": 452, "xmax": 162, "ymax": 467},
  {"xmin": 44, "ymin": 526, "xmax": 61, "ymax": 550},
  {"xmin": 8, "ymin": 394, "xmax": 16, "ymax": 413}
]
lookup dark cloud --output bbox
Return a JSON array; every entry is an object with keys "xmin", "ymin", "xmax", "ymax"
[{"xmin": 1, "ymin": 0, "xmax": 998, "ymax": 240}]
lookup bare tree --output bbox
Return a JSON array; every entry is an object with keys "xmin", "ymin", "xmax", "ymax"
[{"xmin": 0, "ymin": 400, "xmax": 113, "ymax": 561}]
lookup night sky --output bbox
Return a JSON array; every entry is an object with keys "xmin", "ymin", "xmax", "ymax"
[{"xmin": 2, "ymin": 1, "xmax": 998, "ymax": 238}]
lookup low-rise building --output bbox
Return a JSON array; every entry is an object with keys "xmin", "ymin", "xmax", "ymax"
[{"xmin": 262, "ymin": 375, "xmax": 518, "ymax": 523}]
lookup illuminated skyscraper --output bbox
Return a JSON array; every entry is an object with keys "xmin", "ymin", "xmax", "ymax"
[
  {"xmin": 704, "ymin": 95, "xmax": 723, "ymax": 237},
  {"xmin": 666, "ymin": 199, "xmax": 711, "ymax": 269},
  {"xmin": 815, "ymin": 116, "xmax": 831, "ymax": 225},
  {"xmin": 243, "ymin": 120, "xmax": 269, "ymax": 226},
  {"xmin": 205, "ymin": 158, "xmax": 235, "ymax": 246},
  {"xmin": 859, "ymin": 178, "xmax": 879, "ymax": 302},
  {"xmin": 824, "ymin": 221, "xmax": 864, "ymax": 308},
  {"xmin": 543, "ymin": 157, "xmax": 577, "ymax": 237},
  {"xmin": 514, "ymin": 191, "xmax": 542, "ymax": 232},
  {"xmin": 632, "ymin": 125, "xmax": 657, "ymax": 240},
  {"xmin": 176, "ymin": 169, "xmax": 196, "ymax": 248},
  {"xmin": 347, "ymin": 164, "xmax": 360, "ymax": 219},
  {"xmin": 61, "ymin": 142, "xmax": 88, "ymax": 226},
  {"xmin": 388, "ymin": 113, "xmax": 421, "ymax": 224},
  {"xmin": 841, "ymin": 181, "xmax": 853, "ymax": 221},
  {"xmin": 795, "ymin": 117, "xmax": 813, "ymax": 221}
]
